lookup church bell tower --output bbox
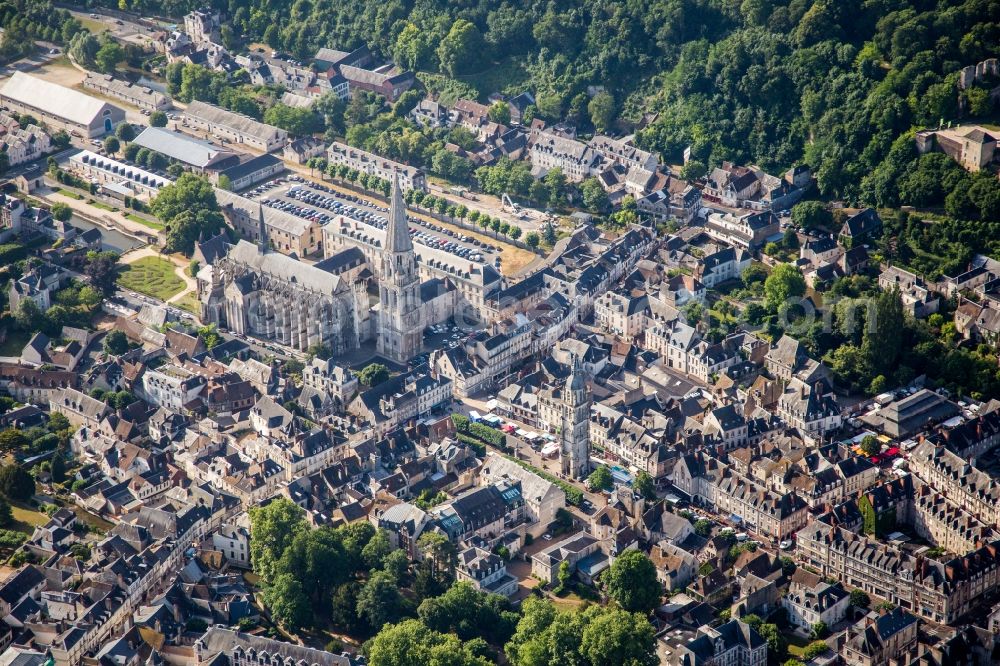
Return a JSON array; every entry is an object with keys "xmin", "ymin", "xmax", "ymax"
[
  {"xmin": 561, "ymin": 354, "xmax": 591, "ymax": 480},
  {"xmin": 376, "ymin": 171, "xmax": 422, "ymax": 362}
]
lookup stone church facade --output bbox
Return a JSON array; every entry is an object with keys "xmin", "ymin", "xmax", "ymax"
[{"xmin": 200, "ymin": 174, "xmax": 458, "ymax": 361}]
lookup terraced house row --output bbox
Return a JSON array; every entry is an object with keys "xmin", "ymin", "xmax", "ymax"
[{"xmin": 797, "ymin": 521, "xmax": 1000, "ymax": 624}]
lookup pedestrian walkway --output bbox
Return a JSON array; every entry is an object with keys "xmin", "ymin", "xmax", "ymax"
[
  {"xmin": 120, "ymin": 246, "xmax": 198, "ymax": 304},
  {"xmin": 44, "ymin": 187, "xmax": 158, "ymax": 240}
]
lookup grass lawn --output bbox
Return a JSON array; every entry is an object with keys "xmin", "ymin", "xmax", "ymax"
[
  {"xmin": 126, "ymin": 213, "xmax": 164, "ymax": 230},
  {"xmin": 57, "ymin": 188, "xmax": 83, "ymax": 200},
  {"xmin": 72, "ymin": 506, "xmax": 114, "ymax": 533},
  {"xmin": 0, "ymin": 329, "xmax": 32, "ymax": 356},
  {"xmin": 457, "ymin": 55, "xmax": 530, "ymax": 98},
  {"xmin": 88, "ymin": 199, "xmax": 116, "ymax": 212},
  {"xmin": 9, "ymin": 502, "xmax": 48, "ymax": 534},
  {"xmin": 117, "ymin": 256, "xmax": 186, "ymax": 301},
  {"xmin": 174, "ymin": 291, "xmax": 201, "ymax": 314},
  {"xmin": 76, "ymin": 16, "xmax": 107, "ymax": 33},
  {"xmin": 549, "ymin": 593, "xmax": 588, "ymax": 611},
  {"xmin": 785, "ymin": 632, "xmax": 812, "ymax": 657}
]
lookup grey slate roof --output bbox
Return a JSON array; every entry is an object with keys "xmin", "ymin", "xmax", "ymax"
[
  {"xmin": 385, "ymin": 171, "xmax": 413, "ymax": 254},
  {"xmin": 132, "ymin": 127, "xmax": 236, "ymax": 169}
]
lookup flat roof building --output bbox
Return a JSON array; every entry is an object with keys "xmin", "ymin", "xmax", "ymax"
[{"xmin": 0, "ymin": 72, "xmax": 125, "ymax": 138}]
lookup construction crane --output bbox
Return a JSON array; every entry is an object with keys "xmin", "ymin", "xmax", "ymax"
[{"xmin": 501, "ymin": 192, "xmax": 521, "ymax": 214}]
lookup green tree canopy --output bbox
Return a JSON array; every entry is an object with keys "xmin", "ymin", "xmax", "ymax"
[
  {"xmin": 248, "ymin": 498, "xmax": 307, "ymax": 583},
  {"xmin": 359, "ymin": 363, "xmax": 390, "ymax": 387},
  {"xmin": 368, "ymin": 619, "xmax": 494, "ymax": 666},
  {"xmin": 859, "ymin": 435, "xmax": 880, "ymax": 457},
  {"xmin": 588, "ymin": 92, "xmax": 615, "ymax": 133},
  {"xmin": 149, "ymin": 111, "xmax": 168, "ymax": 127},
  {"xmin": 437, "ymin": 19, "xmax": 487, "ymax": 76},
  {"xmin": 581, "ymin": 177, "xmax": 611, "ymax": 213},
  {"xmin": 263, "ymin": 104, "xmax": 322, "ymax": 136},
  {"xmin": 791, "ymin": 200, "xmax": 832, "ymax": 230},
  {"xmin": 84, "ymin": 251, "xmax": 120, "ymax": 295},
  {"xmin": 150, "ymin": 173, "xmax": 225, "ymax": 256},
  {"xmin": 264, "ymin": 573, "xmax": 310, "ymax": 631},
  {"xmin": 488, "ymin": 101, "xmax": 511, "ymax": 125},
  {"xmin": 604, "ymin": 550, "xmax": 662, "ymax": 614},
  {"xmin": 764, "ymin": 264, "xmax": 806, "ymax": 311},
  {"xmin": 94, "ymin": 34, "xmax": 124, "ymax": 73},
  {"xmin": 115, "ymin": 123, "xmax": 135, "ymax": 142},
  {"xmin": 417, "ymin": 581, "xmax": 517, "ymax": 644},
  {"xmin": 361, "ymin": 529, "xmax": 394, "ymax": 571},
  {"xmin": 588, "ymin": 465, "xmax": 612, "ymax": 491},
  {"xmin": 679, "ymin": 160, "xmax": 707, "ymax": 181},
  {"xmin": 0, "ymin": 429, "xmax": 28, "ymax": 452},
  {"xmin": 356, "ymin": 570, "xmax": 404, "ymax": 629},
  {"xmin": 103, "ymin": 330, "xmax": 129, "ymax": 356},
  {"xmin": 0, "ymin": 464, "xmax": 35, "ymax": 501},
  {"xmin": 633, "ymin": 471, "xmax": 655, "ymax": 500},
  {"xmin": 505, "ymin": 598, "xmax": 657, "ymax": 666},
  {"xmin": 50, "ymin": 202, "xmax": 72, "ymax": 222}
]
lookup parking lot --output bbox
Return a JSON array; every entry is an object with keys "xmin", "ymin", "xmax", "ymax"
[{"xmin": 249, "ymin": 180, "xmax": 501, "ymax": 267}]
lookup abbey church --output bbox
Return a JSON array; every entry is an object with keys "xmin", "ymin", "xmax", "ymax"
[{"xmin": 198, "ymin": 172, "xmax": 456, "ymax": 362}]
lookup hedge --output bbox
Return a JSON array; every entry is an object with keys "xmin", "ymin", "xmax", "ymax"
[
  {"xmin": 506, "ymin": 456, "xmax": 583, "ymax": 506},
  {"xmin": 468, "ymin": 422, "xmax": 505, "ymax": 447},
  {"xmin": 453, "ymin": 414, "xmax": 508, "ymax": 449},
  {"xmin": 456, "ymin": 433, "xmax": 486, "ymax": 455},
  {"xmin": 452, "ymin": 414, "xmax": 583, "ymax": 506}
]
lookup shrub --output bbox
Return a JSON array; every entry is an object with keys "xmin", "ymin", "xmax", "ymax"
[
  {"xmin": 0, "ymin": 529, "xmax": 26, "ymax": 549},
  {"xmin": 456, "ymin": 433, "xmax": 485, "ymax": 455},
  {"xmin": 468, "ymin": 422, "xmax": 505, "ymax": 447},
  {"xmin": 803, "ymin": 641, "xmax": 830, "ymax": 660}
]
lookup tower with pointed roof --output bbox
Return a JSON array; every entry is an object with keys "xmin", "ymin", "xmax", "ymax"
[
  {"xmin": 377, "ymin": 171, "xmax": 422, "ymax": 362},
  {"xmin": 256, "ymin": 203, "xmax": 268, "ymax": 253},
  {"xmin": 561, "ymin": 354, "xmax": 591, "ymax": 480}
]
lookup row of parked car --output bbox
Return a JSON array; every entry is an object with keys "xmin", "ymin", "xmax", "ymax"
[
  {"xmin": 408, "ymin": 215, "xmax": 500, "ymax": 254},
  {"xmin": 286, "ymin": 187, "xmax": 387, "ymax": 227},
  {"xmin": 304, "ymin": 183, "xmax": 501, "ymax": 256},
  {"xmin": 282, "ymin": 185, "xmax": 488, "ymax": 264},
  {"xmin": 261, "ymin": 197, "xmax": 333, "ymax": 225}
]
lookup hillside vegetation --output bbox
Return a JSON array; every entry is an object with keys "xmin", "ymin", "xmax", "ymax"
[{"xmin": 102, "ymin": 1, "xmax": 996, "ymax": 178}]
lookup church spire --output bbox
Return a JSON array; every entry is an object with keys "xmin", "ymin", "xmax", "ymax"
[
  {"xmin": 257, "ymin": 202, "xmax": 268, "ymax": 253},
  {"xmin": 567, "ymin": 353, "xmax": 586, "ymax": 393},
  {"xmin": 385, "ymin": 170, "xmax": 413, "ymax": 254}
]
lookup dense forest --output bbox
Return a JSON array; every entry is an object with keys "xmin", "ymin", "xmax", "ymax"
[{"xmin": 77, "ymin": 0, "xmax": 998, "ymax": 191}]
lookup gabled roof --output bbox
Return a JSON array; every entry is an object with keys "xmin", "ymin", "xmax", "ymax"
[
  {"xmin": 133, "ymin": 127, "xmax": 235, "ymax": 169},
  {"xmin": 1, "ymin": 72, "xmax": 124, "ymax": 126}
]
